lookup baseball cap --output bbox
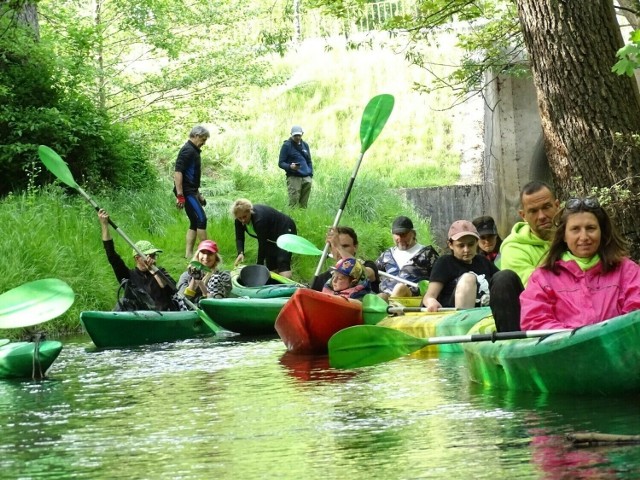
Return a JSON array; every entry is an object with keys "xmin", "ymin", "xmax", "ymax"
[
  {"xmin": 448, "ymin": 220, "xmax": 480, "ymax": 241},
  {"xmin": 391, "ymin": 216, "xmax": 414, "ymax": 234},
  {"xmin": 197, "ymin": 239, "xmax": 219, "ymax": 254},
  {"xmin": 472, "ymin": 216, "xmax": 498, "ymax": 236},
  {"xmin": 332, "ymin": 257, "xmax": 364, "ymax": 280},
  {"xmin": 133, "ymin": 240, "xmax": 163, "ymax": 257},
  {"xmin": 290, "ymin": 125, "xmax": 304, "ymax": 136}
]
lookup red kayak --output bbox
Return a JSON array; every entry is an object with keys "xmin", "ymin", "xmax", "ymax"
[{"xmin": 275, "ymin": 289, "xmax": 363, "ymax": 354}]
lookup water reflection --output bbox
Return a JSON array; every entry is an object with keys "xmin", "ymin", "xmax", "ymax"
[{"xmin": 1, "ymin": 336, "xmax": 639, "ymax": 479}]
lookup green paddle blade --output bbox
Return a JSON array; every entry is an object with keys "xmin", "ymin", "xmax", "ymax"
[
  {"xmin": 360, "ymin": 94, "xmax": 394, "ymax": 153},
  {"xmin": 196, "ymin": 308, "xmax": 222, "ymax": 334},
  {"xmin": 276, "ymin": 234, "xmax": 323, "ymax": 255},
  {"xmin": 0, "ymin": 278, "xmax": 75, "ymax": 328},
  {"xmin": 189, "ymin": 260, "xmax": 212, "ymax": 273},
  {"xmin": 38, "ymin": 145, "xmax": 79, "ymax": 189},
  {"xmin": 362, "ymin": 293, "xmax": 391, "ymax": 324},
  {"xmin": 329, "ymin": 325, "xmax": 427, "ymax": 369}
]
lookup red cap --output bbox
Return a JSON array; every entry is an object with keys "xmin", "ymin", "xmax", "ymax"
[{"xmin": 197, "ymin": 240, "xmax": 219, "ymax": 254}]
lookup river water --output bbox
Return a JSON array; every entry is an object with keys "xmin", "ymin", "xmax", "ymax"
[{"xmin": 1, "ymin": 333, "xmax": 640, "ymax": 479}]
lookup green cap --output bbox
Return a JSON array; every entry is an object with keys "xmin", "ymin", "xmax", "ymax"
[{"xmin": 133, "ymin": 240, "xmax": 163, "ymax": 257}]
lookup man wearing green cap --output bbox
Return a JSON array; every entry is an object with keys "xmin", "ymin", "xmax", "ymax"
[{"xmin": 98, "ymin": 209, "xmax": 178, "ymax": 311}]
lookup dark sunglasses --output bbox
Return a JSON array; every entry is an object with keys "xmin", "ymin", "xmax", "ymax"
[{"xmin": 565, "ymin": 197, "xmax": 600, "ymax": 210}]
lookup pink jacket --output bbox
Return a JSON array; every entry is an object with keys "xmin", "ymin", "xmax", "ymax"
[{"xmin": 520, "ymin": 257, "xmax": 640, "ymax": 330}]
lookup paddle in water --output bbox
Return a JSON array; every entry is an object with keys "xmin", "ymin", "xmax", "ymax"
[
  {"xmin": 37, "ymin": 146, "xmax": 221, "ymax": 333},
  {"xmin": 312, "ymin": 94, "xmax": 394, "ymax": 283},
  {"xmin": 328, "ymin": 324, "xmax": 570, "ymax": 369},
  {"xmin": 0, "ymin": 278, "xmax": 75, "ymax": 329}
]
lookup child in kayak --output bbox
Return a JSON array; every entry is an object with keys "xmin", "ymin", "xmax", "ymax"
[{"xmin": 323, "ymin": 257, "xmax": 371, "ymax": 300}]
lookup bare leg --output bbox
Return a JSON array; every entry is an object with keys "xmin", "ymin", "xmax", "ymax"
[
  {"xmin": 391, "ymin": 283, "xmax": 412, "ymax": 297},
  {"xmin": 278, "ymin": 270, "xmax": 292, "ymax": 279},
  {"xmin": 196, "ymin": 228, "xmax": 207, "ymax": 244},
  {"xmin": 454, "ymin": 273, "xmax": 477, "ymax": 309},
  {"xmin": 185, "ymin": 229, "xmax": 197, "ymax": 258}
]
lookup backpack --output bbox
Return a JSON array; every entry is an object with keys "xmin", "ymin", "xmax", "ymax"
[{"xmin": 114, "ymin": 279, "xmax": 157, "ymax": 311}]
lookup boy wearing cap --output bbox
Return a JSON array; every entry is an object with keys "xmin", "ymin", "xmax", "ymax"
[
  {"xmin": 472, "ymin": 216, "xmax": 503, "ymax": 264},
  {"xmin": 322, "ymin": 257, "xmax": 371, "ymax": 300},
  {"xmin": 278, "ymin": 125, "xmax": 313, "ymax": 208},
  {"xmin": 98, "ymin": 209, "xmax": 178, "ymax": 311},
  {"xmin": 375, "ymin": 216, "xmax": 439, "ymax": 300},
  {"xmin": 422, "ymin": 220, "xmax": 499, "ymax": 311}
]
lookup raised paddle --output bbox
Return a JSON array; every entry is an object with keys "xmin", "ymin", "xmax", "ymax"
[
  {"xmin": 37, "ymin": 146, "xmax": 221, "ymax": 334},
  {"xmin": 328, "ymin": 324, "xmax": 570, "ymax": 369},
  {"xmin": 0, "ymin": 278, "xmax": 75, "ymax": 329},
  {"xmin": 361, "ymin": 293, "xmax": 455, "ymax": 324},
  {"xmin": 312, "ymin": 94, "xmax": 394, "ymax": 283}
]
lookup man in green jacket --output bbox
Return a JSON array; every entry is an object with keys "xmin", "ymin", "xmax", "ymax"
[{"xmin": 490, "ymin": 181, "xmax": 560, "ymax": 331}]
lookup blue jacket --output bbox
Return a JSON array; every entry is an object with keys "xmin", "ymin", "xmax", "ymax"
[{"xmin": 278, "ymin": 138, "xmax": 313, "ymax": 177}]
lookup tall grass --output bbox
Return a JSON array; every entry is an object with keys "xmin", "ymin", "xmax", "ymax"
[{"xmin": 2, "ymin": 37, "xmax": 465, "ymax": 338}]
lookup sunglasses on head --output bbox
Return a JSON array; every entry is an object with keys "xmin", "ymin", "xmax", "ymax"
[{"xmin": 565, "ymin": 197, "xmax": 600, "ymax": 210}]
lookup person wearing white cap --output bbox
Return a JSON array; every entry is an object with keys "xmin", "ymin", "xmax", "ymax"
[
  {"xmin": 422, "ymin": 219, "xmax": 499, "ymax": 311},
  {"xmin": 278, "ymin": 125, "xmax": 314, "ymax": 208}
]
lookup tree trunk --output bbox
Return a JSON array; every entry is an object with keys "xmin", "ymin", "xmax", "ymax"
[
  {"xmin": 516, "ymin": 0, "xmax": 640, "ymax": 260},
  {"xmin": 1, "ymin": 1, "xmax": 39, "ymax": 39}
]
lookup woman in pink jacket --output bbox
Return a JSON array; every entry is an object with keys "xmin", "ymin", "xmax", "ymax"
[{"xmin": 520, "ymin": 197, "xmax": 640, "ymax": 330}]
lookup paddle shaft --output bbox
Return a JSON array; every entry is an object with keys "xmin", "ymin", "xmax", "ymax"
[
  {"xmin": 75, "ymin": 186, "xmax": 203, "ymax": 311},
  {"xmin": 313, "ymin": 152, "xmax": 365, "ymax": 277},
  {"xmin": 378, "ymin": 271, "xmax": 418, "ymax": 288},
  {"xmin": 328, "ymin": 324, "xmax": 571, "ymax": 369},
  {"xmin": 388, "ymin": 306, "xmax": 456, "ymax": 314}
]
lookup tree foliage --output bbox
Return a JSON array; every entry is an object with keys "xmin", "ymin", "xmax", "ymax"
[
  {"xmin": 0, "ymin": 5, "xmax": 154, "ymax": 195},
  {"xmin": 0, "ymin": 0, "xmax": 283, "ymax": 194}
]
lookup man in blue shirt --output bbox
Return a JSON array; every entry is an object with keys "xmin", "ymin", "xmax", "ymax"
[{"xmin": 278, "ymin": 125, "xmax": 313, "ymax": 208}]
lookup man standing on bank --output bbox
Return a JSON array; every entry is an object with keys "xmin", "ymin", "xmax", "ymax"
[
  {"xmin": 278, "ymin": 125, "xmax": 313, "ymax": 208},
  {"xmin": 174, "ymin": 125, "xmax": 210, "ymax": 258}
]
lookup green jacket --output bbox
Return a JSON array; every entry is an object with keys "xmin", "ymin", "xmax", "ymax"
[{"xmin": 499, "ymin": 221, "xmax": 551, "ymax": 287}]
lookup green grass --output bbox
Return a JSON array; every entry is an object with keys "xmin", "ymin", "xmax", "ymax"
[{"xmin": 1, "ymin": 38, "xmax": 463, "ymax": 338}]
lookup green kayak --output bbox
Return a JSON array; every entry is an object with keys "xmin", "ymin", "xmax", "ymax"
[
  {"xmin": 0, "ymin": 340, "xmax": 63, "ymax": 379},
  {"xmin": 230, "ymin": 267, "xmax": 301, "ymax": 299},
  {"xmin": 199, "ymin": 297, "xmax": 288, "ymax": 335},
  {"xmin": 462, "ymin": 310, "xmax": 640, "ymax": 395},
  {"xmin": 377, "ymin": 307, "xmax": 492, "ymax": 356},
  {"xmin": 80, "ymin": 310, "xmax": 215, "ymax": 348}
]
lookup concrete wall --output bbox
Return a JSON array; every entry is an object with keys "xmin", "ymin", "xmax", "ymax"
[
  {"xmin": 400, "ymin": 72, "xmax": 549, "ymax": 250},
  {"xmin": 400, "ymin": 184, "xmax": 485, "ymax": 251}
]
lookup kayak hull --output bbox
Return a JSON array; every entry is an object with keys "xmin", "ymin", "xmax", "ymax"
[
  {"xmin": 80, "ymin": 310, "xmax": 213, "ymax": 348},
  {"xmin": 462, "ymin": 310, "xmax": 640, "ymax": 395},
  {"xmin": 230, "ymin": 267, "xmax": 300, "ymax": 299},
  {"xmin": 275, "ymin": 289, "xmax": 363, "ymax": 354},
  {"xmin": 0, "ymin": 340, "xmax": 63, "ymax": 379},
  {"xmin": 378, "ymin": 307, "xmax": 492, "ymax": 355},
  {"xmin": 199, "ymin": 297, "xmax": 288, "ymax": 335}
]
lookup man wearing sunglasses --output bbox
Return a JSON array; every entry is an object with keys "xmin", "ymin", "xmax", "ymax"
[
  {"xmin": 490, "ymin": 180, "xmax": 561, "ymax": 331},
  {"xmin": 98, "ymin": 209, "xmax": 178, "ymax": 311}
]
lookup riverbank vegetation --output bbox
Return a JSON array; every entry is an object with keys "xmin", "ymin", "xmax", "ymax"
[{"xmin": 0, "ymin": 2, "xmax": 476, "ymax": 334}]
